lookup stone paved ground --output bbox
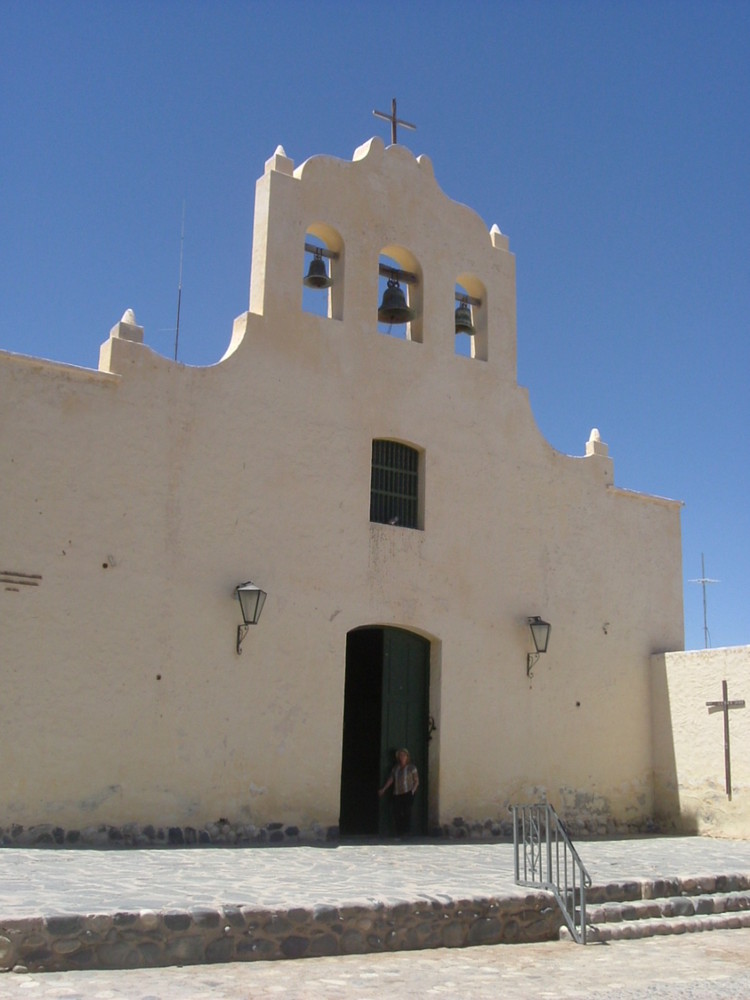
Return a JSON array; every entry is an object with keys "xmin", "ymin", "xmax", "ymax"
[
  {"xmin": 1, "ymin": 836, "xmax": 749, "ymax": 995},
  {"xmin": 0, "ymin": 930, "xmax": 748, "ymax": 999},
  {"xmin": 3, "ymin": 837, "xmax": 750, "ymax": 916}
]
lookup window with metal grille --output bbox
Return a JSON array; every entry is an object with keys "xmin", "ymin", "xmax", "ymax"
[{"xmin": 370, "ymin": 440, "xmax": 420, "ymax": 529}]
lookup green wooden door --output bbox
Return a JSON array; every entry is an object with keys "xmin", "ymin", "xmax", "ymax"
[
  {"xmin": 340, "ymin": 627, "xmax": 430, "ymax": 837},
  {"xmin": 378, "ymin": 628, "xmax": 430, "ymax": 837}
]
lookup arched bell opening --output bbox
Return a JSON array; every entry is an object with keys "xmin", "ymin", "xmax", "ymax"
[
  {"xmin": 454, "ymin": 274, "xmax": 487, "ymax": 361},
  {"xmin": 377, "ymin": 246, "xmax": 423, "ymax": 343},
  {"xmin": 302, "ymin": 223, "xmax": 344, "ymax": 320}
]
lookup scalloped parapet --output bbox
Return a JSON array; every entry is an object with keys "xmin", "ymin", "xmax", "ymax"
[
  {"xmin": 353, "ymin": 136, "xmax": 383, "ymax": 162},
  {"xmin": 246, "ymin": 137, "xmax": 517, "ymax": 378}
]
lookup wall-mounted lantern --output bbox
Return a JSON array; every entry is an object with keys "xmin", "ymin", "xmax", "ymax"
[
  {"xmin": 235, "ymin": 581, "xmax": 267, "ymax": 654},
  {"xmin": 527, "ymin": 616, "xmax": 551, "ymax": 678}
]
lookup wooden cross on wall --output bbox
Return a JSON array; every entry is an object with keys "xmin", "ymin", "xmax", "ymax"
[
  {"xmin": 706, "ymin": 679, "xmax": 746, "ymax": 800},
  {"xmin": 373, "ymin": 98, "xmax": 416, "ymax": 145}
]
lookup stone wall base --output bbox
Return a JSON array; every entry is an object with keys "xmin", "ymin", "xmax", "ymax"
[
  {"xmin": 437, "ymin": 816, "xmax": 658, "ymax": 840},
  {"xmin": 0, "ymin": 821, "xmax": 338, "ymax": 849},
  {"xmin": 1, "ymin": 813, "xmax": 660, "ymax": 849},
  {"xmin": 0, "ymin": 893, "xmax": 562, "ymax": 973}
]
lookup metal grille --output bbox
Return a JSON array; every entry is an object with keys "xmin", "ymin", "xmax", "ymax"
[{"xmin": 370, "ymin": 440, "xmax": 419, "ymax": 529}]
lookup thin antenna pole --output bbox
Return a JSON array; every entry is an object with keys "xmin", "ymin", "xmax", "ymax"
[
  {"xmin": 689, "ymin": 552, "xmax": 719, "ymax": 648},
  {"xmin": 174, "ymin": 201, "xmax": 185, "ymax": 362}
]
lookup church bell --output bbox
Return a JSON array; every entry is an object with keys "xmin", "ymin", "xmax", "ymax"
[
  {"xmin": 454, "ymin": 301, "xmax": 475, "ymax": 335},
  {"xmin": 303, "ymin": 250, "xmax": 332, "ymax": 289},
  {"xmin": 378, "ymin": 278, "xmax": 413, "ymax": 324}
]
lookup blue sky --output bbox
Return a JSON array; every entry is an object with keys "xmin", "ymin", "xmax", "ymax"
[{"xmin": 2, "ymin": 0, "xmax": 748, "ymax": 650}]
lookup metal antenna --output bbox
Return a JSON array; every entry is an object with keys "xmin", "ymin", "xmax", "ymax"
[
  {"xmin": 689, "ymin": 552, "xmax": 719, "ymax": 648},
  {"xmin": 174, "ymin": 200, "xmax": 186, "ymax": 362}
]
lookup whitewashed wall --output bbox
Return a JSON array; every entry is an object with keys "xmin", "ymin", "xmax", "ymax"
[
  {"xmin": 652, "ymin": 646, "xmax": 750, "ymax": 837},
  {"xmin": 0, "ymin": 139, "xmax": 684, "ymax": 841}
]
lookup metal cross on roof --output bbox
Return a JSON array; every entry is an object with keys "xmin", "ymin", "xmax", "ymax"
[
  {"xmin": 373, "ymin": 98, "xmax": 416, "ymax": 145},
  {"xmin": 706, "ymin": 679, "xmax": 746, "ymax": 800}
]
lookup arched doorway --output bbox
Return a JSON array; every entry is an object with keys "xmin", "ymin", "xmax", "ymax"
[{"xmin": 339, "ymin": 626, "xmax": 430, "ymax": 837}]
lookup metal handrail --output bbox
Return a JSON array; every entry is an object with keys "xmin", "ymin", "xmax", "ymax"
[{"xmin": 510, "ymin": 802, "xmax": 592, "ymax": 944}]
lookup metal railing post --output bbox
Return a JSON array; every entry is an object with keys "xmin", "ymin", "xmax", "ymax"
[
  {"xmin": 545, "ymin": 803, "xmax": 553, "ymax": 886},
  {"xmin": 510, "ymin": 801, "xmax": 591, "ymax": 945}
]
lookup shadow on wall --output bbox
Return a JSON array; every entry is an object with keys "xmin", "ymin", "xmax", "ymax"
[{"xmin": 650, "ymin": 653, "xmax": 696, "ymax": 833}]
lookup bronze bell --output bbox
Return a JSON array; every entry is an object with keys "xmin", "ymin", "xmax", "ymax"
[
  {"xmin": 378, "ymin": 278, "xmax": 413, "ymax": 324},
  {"xmin": 303, "ymin": 251, "xmax": 332, "ymax": 289},
  {"xmin": 455, "ymin": 301, "xmax": 475, "ymax": 335}
]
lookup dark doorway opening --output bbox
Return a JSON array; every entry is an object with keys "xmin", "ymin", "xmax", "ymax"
[
  {"xmin": 339, "ymin": 626, "xmax": 430, "ymax": 837},
  {"xmin": 339, "ymin": 629, "xmax": 383, "ymax": 835}
]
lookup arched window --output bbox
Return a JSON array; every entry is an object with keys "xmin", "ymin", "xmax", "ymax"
[{"xmin": 370, "ymin": 440, "xmax": 422, "ymax": 529}]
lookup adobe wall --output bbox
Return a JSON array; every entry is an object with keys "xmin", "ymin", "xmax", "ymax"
[{"xmin": 651, "ymin": 646, "xmax": 750, "ymax": 837}]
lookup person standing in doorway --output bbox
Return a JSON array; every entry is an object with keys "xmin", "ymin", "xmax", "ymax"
[{"xmin": 379, "ymin": 748, "xmax": 419, "ymax": 836}]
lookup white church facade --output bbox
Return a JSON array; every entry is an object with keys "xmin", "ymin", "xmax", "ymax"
[{"xmin": 2, "ymin": 137, "xmax": 746, "ymax": 845}]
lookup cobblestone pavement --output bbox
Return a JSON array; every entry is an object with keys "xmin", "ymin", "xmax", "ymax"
[
  {"xmin": 0, "ymin": 836, "xmax": 749, "ymax": 996},
  {"xmin": 0, "ymin": 930, "xmax": 748, "ymax": 999},
  {"xmin": 2, "ymin": 837, "xmax": 750, "ymax": 917}
]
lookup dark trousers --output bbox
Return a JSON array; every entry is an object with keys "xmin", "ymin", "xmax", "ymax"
[{"xmin": 393, "ymin": 792, "xmax": 413, "ymax": 836}]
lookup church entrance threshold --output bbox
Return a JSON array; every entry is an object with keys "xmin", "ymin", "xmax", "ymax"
[{"xmin": 339, "ymin": 627, "xmax": 430, "ymax": 837}]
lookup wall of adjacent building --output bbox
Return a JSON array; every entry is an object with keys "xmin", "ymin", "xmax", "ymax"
[
  {"xmin": 652, "ymin": 646, "xmax": 750, "ymax": 837},
  {"xmin": 0, "ymin": 138, "xmax": 684, "ymax": 843}
]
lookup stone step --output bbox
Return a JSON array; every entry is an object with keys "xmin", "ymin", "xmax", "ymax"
[
  {"xmin": 559, "ymin": 884, "xmax": 750, "ymax": 943},
  {"xmin": 586, "ymin": 890, "xmax": 750, "ymax": 925},
  {"xmin": 586, "ymin": 873, "xmax": 750, "ymax": 905},
  {"xmin": 560, "ymin": 909, "xmax": 750, "ymax": 942}
]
